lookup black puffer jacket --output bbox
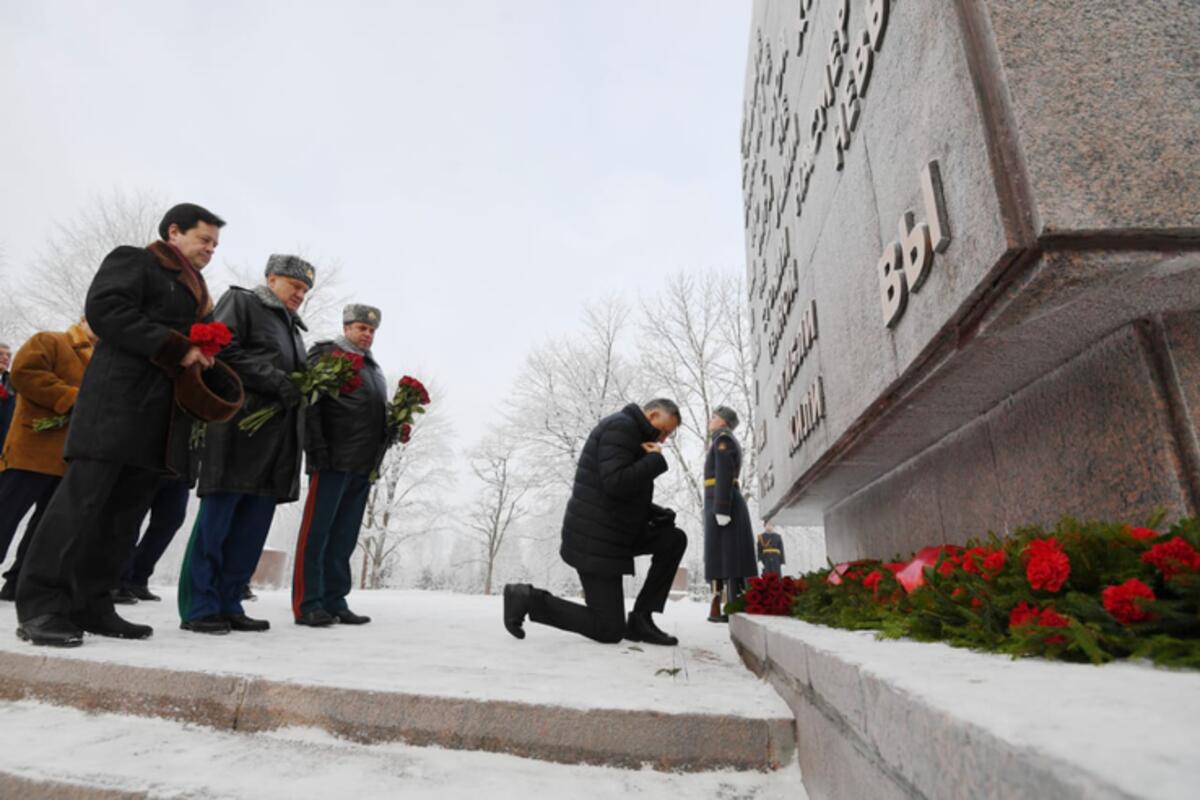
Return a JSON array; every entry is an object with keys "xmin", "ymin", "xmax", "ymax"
[
  {"xmin": 66, "ymin": 244, "xmax": 208, "ymax": 476},
  {"xmin": 304, "ymin": 339, "xmax": 388, "ymax": 477},
  {"xmin": 199, "ymin": 286, "xmax": 307, "ymax": 502},
  {"xmin": 560, "ymin": 403, "xmax": 670, "ymax": 576}
]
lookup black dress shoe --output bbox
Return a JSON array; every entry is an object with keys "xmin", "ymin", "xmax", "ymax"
[
  {"xmin": 181, "ymin": 614, "xmax": 232, "ymax": 635},
  {"xmin": 294, "ymin": 610, "xmax": 336, "ymax": 627},
  {"xmin": 331, "ymin": 609, "xmax": 371, "ymax": 625},
  {"xmin": 126, "ymin": 584, "xmax": 161, "ymax": 602},
  {"xmin": 503, "ymin": 583, "xmax": 536, "ymax": 640},
  {"xmin": 625, "ymin": 611, "xmax": 678, "ymax": 646},
  {"xmin": 73, "ymin": 610, "xmax": 153, "ymax": 640},
  {"xmin": 110, "ymin": 587, "xmax": 139, "ymax": 605},
  {"xmin": 707, "ymin": 614, "xmax": 730, "ymax": 623},
  {"xmin": 0, "ymin": 580, "xmax": 15, "ymax": 602},
  {"xmin": 225, "ymin": 613, "xmax": 270, "ymax": 632},
  {"xmin": 17, "ymin": 614, "xmax": 84, "ymax": 648},
  {"xmin": 242, "ymin": 585, "xmax": 258, "ymax": 602}
]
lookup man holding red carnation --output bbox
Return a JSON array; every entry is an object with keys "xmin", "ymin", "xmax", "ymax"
[
  {"xmin": 16, "ymin": 203, "xmax": 225, "ymax": 647},
  {"xmin": 178, "ymin": 255, "xmax": 314, "ymax": 635},
  {"xmin": 292, "ymin": 304, "xmax": 389, "ymax": 627}
]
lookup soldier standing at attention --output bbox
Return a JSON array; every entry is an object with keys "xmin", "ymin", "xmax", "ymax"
[
  {"xmin": 757, "ymin": 520, "xmax": 786, "ymax": 576},
  {"xmin": 703, "ymin": 406, "xmax": 757, "ymax": 623},
  {"xmin": 293, "ymin": 303, "xmax": 388, "ymax": 627}
]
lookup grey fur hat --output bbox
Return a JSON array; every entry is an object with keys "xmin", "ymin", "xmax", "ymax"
[
  {"xmin": 344, "ymin": 304, "xmax": 382, "ymax": 328},
  {"xmin": 264, "ymin": 254, "xmax": 316, "ymax": 288},
  {"xmin": 714, "ymin": 405, "xmax": 740, "ymax": 431}
]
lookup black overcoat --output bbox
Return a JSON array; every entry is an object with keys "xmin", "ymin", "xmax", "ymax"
[
  {"xmin": 757, "ymin": 531, "xmax": 786, "ymax": 575},
  {"xmin": 703, "ymin": 429, "xmax": 758, "ymax": 581},
  {"xmin": 199, "ymin": 286, "xmax": 307, "ymax": 502},
  {"xmin": 65, "ymin": 245, "xmax": 206, "ymax": 476},
  {"xmin": 303, "ymin": 339, "xmax": 389, "ymax": 477},
  {"xmin": 560, "ymin": 403, "xmax": 670, "ymax": 576}
]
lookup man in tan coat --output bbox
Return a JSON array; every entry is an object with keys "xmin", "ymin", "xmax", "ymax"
[{"xmin": 0, "ymin": 319, "xmax": 96, "ymax": 601}]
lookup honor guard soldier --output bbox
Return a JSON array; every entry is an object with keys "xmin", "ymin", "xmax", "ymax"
[
  {"xmin": 703, "ymin": 406, "xmax": 757, "ymax": 623},
  {"xmin": 757, "ymin": 520, "xmax": 786, "ymax": 576},
  {"xmin": 293, "ymin": 303, "xmax": 388, "ymax": 627}
]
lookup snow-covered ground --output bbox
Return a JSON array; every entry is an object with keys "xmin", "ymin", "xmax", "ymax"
[
  {"xmin": 0, "ymin": 699, "xmax": 803, "ymax": 799},
  {"xmin": 0, "ymin": 588, "xmax": 788, "ymax": 718}
]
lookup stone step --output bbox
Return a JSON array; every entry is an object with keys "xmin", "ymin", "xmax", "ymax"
[
  {"xmin": 0, "ymin": 590, "xmax": 795, "ymax": 773},
  {"xmin": 0, "ymin": 699, "xmax": 804, "ymax": 799},
  {"xmin": 730, "ymin": 613, "xmax": 1200, "ymax": 800}
]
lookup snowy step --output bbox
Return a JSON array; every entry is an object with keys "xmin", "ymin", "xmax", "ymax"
[
  {"xmin": 0, "ymin": 699, "xmax": 804, "ymax": 799},
  {"xmin": 731, "ymin": 614, "xmax": 1200, "ymax": 800},
  {"xmin": 0, "ymin": 590, "xmax": 794, "ymax": 773}
]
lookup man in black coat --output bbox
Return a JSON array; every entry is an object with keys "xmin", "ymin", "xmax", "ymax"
[
  {"xmin": 503, "ymin": 399, "xmax": 686, "ymax": 646},
  {"xmin": 177, "ymin": 255, "xmax": 313, "ymax": 635},
  {"xmin": 15, "ymin": 203, "xmax": 224, "ymax": 647},
  {"xmin": 703, "ymin": 406, "xmax": 757, "ymax": 623},
  {"xmin": 292, "ymin": 303, "xmax": 388, "ymax": 627}
]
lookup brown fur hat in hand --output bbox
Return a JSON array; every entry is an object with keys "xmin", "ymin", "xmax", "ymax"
[{"xmin": 175, "ymin": 360, "xmax": 245, "ymax": 423}]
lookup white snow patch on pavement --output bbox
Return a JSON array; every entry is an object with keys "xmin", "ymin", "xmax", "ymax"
[
  {"xmin": 0, "ymin": 699, "xmax": 803, "ymax": 799},
  {"xmin": 0, "ymin": 589, "xmax": 788, "ymax": 719}
]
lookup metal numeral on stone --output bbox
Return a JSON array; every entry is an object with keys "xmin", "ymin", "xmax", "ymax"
[{"xmin": 899, "ymin": 211, "xmax": 933, "ymax": 292}]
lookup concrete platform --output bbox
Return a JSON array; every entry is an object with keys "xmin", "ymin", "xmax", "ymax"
[
  {"xmin": 731, "ymin": 613, "xmax": 1200, "ymax": 800},
  {"xmin": 0, "ymin": 590, "xmax": 794, "ymax": 773}
]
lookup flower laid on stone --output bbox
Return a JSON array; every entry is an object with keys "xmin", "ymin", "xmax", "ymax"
[
  {"xmin": 31, "ymin": 414, "xmax": 69, "ymax": 432},
  {"xmin": 727, "ymin": 516, "xmax": 1200, "ymax": 668},
  {"xmin": 741, "ymin": 572, "xmax": 803, "ymax": 616},
  {"xmin": 239, "ymin": 350, "xmax": 364, "ymax": 435},
  {"xmin": 188, "ymin": 322, "xmax": 233, "ymax": 358}
]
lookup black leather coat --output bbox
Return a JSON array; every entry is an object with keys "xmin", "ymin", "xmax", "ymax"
[
  {"xmin": 198, "ymin": 286, "xmax": 307, "ymax": 502},
  {"xmin": 303, "ymin": 340, "xmax": 389, "ymax": 477}
]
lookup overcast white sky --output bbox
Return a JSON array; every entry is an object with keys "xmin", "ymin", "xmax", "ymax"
[{"xmin": 0, "ymin": 1, "xmax": 752, "ymax": 454}]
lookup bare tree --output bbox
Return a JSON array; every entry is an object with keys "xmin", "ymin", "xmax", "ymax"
[
  {"xmin": 464, "ymin": 432, "xmax": 533, "ymax": 595},
  {"xmin": 357, "ymin": 384, "xmax": 455, "ymax": 589},
  {"xmin": 19, "ymin": 188, "xmax": 163, "ymax": 331}
]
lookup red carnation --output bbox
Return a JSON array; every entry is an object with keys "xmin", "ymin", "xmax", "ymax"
[
  {"xmin": 340, "ymin": 375, "xmax": 364, "ymax": 395},
  {"xmin": 1141, "ymin": 536, "xmax": 1200, "ymax": 579},
  {"xmin": 1024, "ymin": 538, "xmax": 1070, "ymax": 592},
  {"xmin": 189, "ymin": 322, "xmax": 233, "ymax": 358},
  {"xmin": 1102, "ymin": 578, "xmax": 1156, "ymax": 625},
  {"xmin": 1009, "ymin": 602, "xmax": 1037, "ymax": 629},
  {"xmin": 982, "ymin": 550, "xmax": 1007, "ymax": 577},
  {"xmin": 0, "ymin": 385, "xmax": 8, "ymax": 400},
  {"xmin": 1125, "ymin": 526, "xmax": 1159, "ymax": 542}
]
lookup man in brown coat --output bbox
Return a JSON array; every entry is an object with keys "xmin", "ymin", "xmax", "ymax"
[{"xmin": 0, "ymin": 319, "xmax": 96, "ymax": 601}]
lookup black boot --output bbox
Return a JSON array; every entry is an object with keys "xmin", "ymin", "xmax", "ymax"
[
  {"xmin": 242, "ymin": 585, "xmax": 258, "ymax": 602},
  {"xmin": 224, "ymin": 613, "xmax": 270, "ymax": 632},
  {"xmin": 110, "ymin": 587, "xmax": 139, "ymax": 605},
  {"xmin": 503, "ymin": 583, "xmax": 538, "ymax": 640},
  {"xmin": 74, "ymin": 610, "xmax": 153, "ymax": 640},
  {"xmin": 17, "ymin": 614, "xmax": 84, "ymax": 647},
  {"xmin": 0, "ymin": 579, "xmax": 16, "ymax": 602},
  {"xmin": 331, "ymin": 609, "xmax": 371, "ymax": 625},
  {"xmin": 626, "ymin": 611, "xmax": 678, "ymax": 646},
  {"xmin": 126, "ymin": 584, "xmax": 161, "ymax": 602},
  {"xmin": 181, "ymin": 614, "xmax": 232, "ymax": 635},
  {"xmin": 294, "ymin": 609, "xmax": 336, "ymax": 627}
]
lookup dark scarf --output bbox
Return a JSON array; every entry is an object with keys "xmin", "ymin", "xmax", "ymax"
[
  {"xmin": 334, "ymin": 335, "xmax": 372, "ymax": 361},
  {"xmin": 147, "ymin": 240, "xmax": 213, "ymax": 319}
]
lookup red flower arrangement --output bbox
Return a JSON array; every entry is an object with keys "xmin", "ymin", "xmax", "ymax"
[
  {"xmin": 189, "ymin": 322, "xmax": 232, "ymax": 358},
  {"xmin": 743, "ymin": 573, "xmax": 802, "ymax": 615},
  {"xmin": 1141, "ymin": 537, "xmax": 1200, "ymax": 580},
  {"xmin": 1024, "ymin": 537, "xmax": 1071, "ymax": 592},
  {"xmin": 385, "ymin": 375, "xmax": 431, "ymax": 445},
  {"xmin": 1102, "ymin": 579, "xmax": 1156, "ymax": 625}
]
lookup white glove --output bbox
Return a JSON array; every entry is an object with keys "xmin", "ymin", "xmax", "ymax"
[{"xmin": 716, "ymin": 514, "xmax": 731, "ymax": 527}]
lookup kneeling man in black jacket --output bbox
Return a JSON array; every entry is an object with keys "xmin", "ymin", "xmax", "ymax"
[{"xmin": 503, "ymin": 399, "xmax": 686, "ymax": 646}]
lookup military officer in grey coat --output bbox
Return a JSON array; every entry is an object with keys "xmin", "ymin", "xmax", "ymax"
[{"xmin": 703, "ymin": 406, "xmax": 757, "ymax": 622}]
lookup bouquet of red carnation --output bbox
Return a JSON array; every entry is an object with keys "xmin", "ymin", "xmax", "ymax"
[
  {"xmin": 189, "ymin": 322, "xmax": 233, "ymax": 358},
  {"xmin": 385, "ymin": 375, "xmax": 430, "ymax": 446},
  {"xmin": 239, "ymin": 350, "xmax": 364, "ymax": 435},
  {"xmin": 740, "ymin": 572, "xmax": 804, "ymax": 616},
  {"xmin": 0, "ymin": 385, "xmax": 8, "ymax": 401}
]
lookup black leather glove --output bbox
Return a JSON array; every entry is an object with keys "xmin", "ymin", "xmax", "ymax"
[
  {"xmin": 649, "ymin": 505, "xmax": 677, "ymax": 527},
  {"xmin": 277, "ymin": 376, "xmax": 302, "ymax": 409}
]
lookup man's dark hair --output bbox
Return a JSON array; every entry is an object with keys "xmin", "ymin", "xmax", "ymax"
[
  {"xmin": 158, "ymin": 203, "xmax": 225, "ymax": 240},
  {"xmin": 643, "ymin": 398, "xmax": 681, "ymax": 421}
]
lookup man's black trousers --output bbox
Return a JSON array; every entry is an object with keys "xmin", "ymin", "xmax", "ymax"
[
  {"xmin": 16, "ymin": 459, "xmax": 159, "ymax": 622},
  {"xmin": 0, "ymin": 469, "xmax": 61, "ymax": 585},
  {"xmin": 531, "ymin": 525, "xmax": 687, "ymax": 643},
  {"xmin": 122, "ymin": 477, "xmax": 192, "ymax": 588}
]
